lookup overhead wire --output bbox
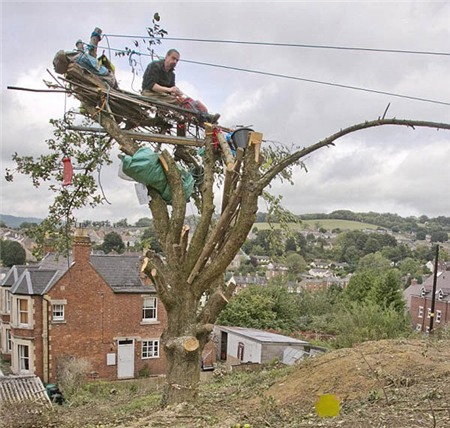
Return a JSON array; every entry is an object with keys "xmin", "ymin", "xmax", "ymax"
[
  {"xmin": 103, "ymin": 34, "xmax": 450, "ymax": 57},
  {"xmin": 99, "ymin": 44, "xmax": 449, "ymax": 106}
]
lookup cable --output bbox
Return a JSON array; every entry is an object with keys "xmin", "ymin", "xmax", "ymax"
[
  {"xmin": 103, "ymin": 33, "xmax": 450, "ymax": 57},
  {"xmin": 98, "ymin": 46, "xmax": 450, "ymax": 106},
  {"xmin": 183, "ymin": 59, "xmax": 450, "ymax": 106}
]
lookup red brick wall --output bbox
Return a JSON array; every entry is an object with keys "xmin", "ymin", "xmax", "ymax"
[
  {"xmin": 42, "ymin": 243, "xmax": 168, "ymax": 383},
  {"xmin": 410, "ymin": 295, "xmax": 450, "ymax": 331}
]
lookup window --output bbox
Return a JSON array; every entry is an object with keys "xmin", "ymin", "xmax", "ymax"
[
  {"xmin": 18, "ymin": 298, "xmax": 29, "ymax": 326},
  {"xmin": 436, "ymin": 310, "xmax": 442, "ymax": 323},
  {"xmin": 6, "ymin": 291, "xmax": 11, "ymax": 314},
  {"xmin": 18, "ymin": 344, "xmax": 30, "ymax": 372},
  {"xmin": 437, "ymin": 290, "xmax": 444, "ymax": 301},
  {"xmin": 415, "ymin": 324, "xmax": 422, "ymax": 332},
  {"xmin": 418, "ymin": 306, "xmax": 423, "ymax": 318},
  {"xmin": 427, "ymin": 308, "xmax": 432, "ymax": 319},
  {"xmin": 52, "ymin": 304, "xmax": 65, "ymax": 321},
  {"xmin": 142, "ymin": 297, "xmax": 157, "ymax": 321},
  {"xmin": 420, "ymin": 288, "xmax": 426, "ymax": 297},
  {"xmin": 237, "ymin": 342, "xmax": 245, "ymax": 361},
  {"xmin": 6, "ymin": 329, "xmax": 12, "ymax": 353},
  {"xmin": 142, "ymin": 340, "xmax": 159, "ymax": 358}
]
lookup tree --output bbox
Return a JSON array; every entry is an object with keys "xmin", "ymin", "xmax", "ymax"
[
  {"xmin": 5, "ymin": 23, "xmax": 450, "ymax": 405},
  {"xmin": 0, "ymin": 239, "xmax": 26, "ymax": 266},
  {"xmin": 285, "ymin": 252, "xmax": 307, "ymax": 277},
  {"xmin": 114, "ymin": 218, "xmax": 128, "ymax": 228},
  {"xmin": 217, "ymin": 283, "xmax": 301, "ymax": 331},
  {"xmin": 101, "ymin": 232, "xmax": 125, "ymax": 254},
  {"xmin": 357, "ymin": 252, "xmax": 391, "ymax": 273},
  {"xmin": 430, "ymin": 230, "xmax": 448, "ymax": 243},
  {"xmin": 370, "ymin": 269, "xmax": 405, "ymax": 312},
  {"xmin": 135, "ymin": 217, "xmax": 152, "ymax": 227}
]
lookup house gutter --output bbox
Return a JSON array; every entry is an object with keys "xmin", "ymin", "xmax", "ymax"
[{"xmin": 42, "ymin": 295, "xmax": 51, "ymax": 383}]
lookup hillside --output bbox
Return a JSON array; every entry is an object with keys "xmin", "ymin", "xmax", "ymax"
[
  {"xmin": 254, "ymin": 218, "xmax": 379, "ymax": 232},
  {"xmin": 0, "ymin": 214, "xmax": 42, "ymax": 228},
  {"xmin": 3, "ymin": 337, "xmax": 449, "ymax": 427}
]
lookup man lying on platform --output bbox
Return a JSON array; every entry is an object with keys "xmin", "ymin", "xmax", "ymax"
[{"xmin": 142, "ymin": 49, "xmax": 220, "ymax": 125}]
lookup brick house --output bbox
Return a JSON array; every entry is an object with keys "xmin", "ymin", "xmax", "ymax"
[
  {"xmin": 0, "ymin": 234, "xmax": 167, "ymax": 383},
  {"xmin": 407, "ymin": 270, "xmax": 450, "ymax": 333}
]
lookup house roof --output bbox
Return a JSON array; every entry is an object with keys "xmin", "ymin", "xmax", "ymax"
[
  {"xmin": 1, "ymin": 265, "xmax": 40, "ymax": 287},
  {"xmin": 2, "ymin": 252, "xmax": 153, "ymax": 296},
  {"xmin": 90, "ymin": 254, "xmax": 154, "ymax": 293},
  {"xmin": 11, "ymin": 269, "xmax": 59, "ymax": 295},
  {"xmin": 217, "ymin": 326, "xmax": 309, "ymax": 345},
  {"xmin": 406, "ymin": 271, "xmax": 450, "ymax": 303}
]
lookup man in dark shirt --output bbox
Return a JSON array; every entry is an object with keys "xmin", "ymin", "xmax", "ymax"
[
  {"xmin": 142, "ymin": 49, "xmax": 220, "ymax": 124},
  {"xmin": 142, "ymin": 49, "xmax": 183, "ymax": 101}
]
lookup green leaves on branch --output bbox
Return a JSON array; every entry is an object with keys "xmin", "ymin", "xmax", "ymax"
[{"xmin": 4, "ymin": 113, "xmax": 114, "ymax": 258}]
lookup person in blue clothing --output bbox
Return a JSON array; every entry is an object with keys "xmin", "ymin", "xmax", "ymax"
[{"xmin": 142, "ymin": 49, "xmax": 220, "ymax": 124}]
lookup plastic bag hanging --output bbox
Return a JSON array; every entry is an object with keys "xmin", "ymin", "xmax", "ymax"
[{"xmin": 62, "ymin": 157, "xmax": 74, "ymax": 186}]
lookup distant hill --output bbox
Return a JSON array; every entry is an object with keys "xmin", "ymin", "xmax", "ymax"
[
  {"xmin": 253, "ymin": 219, "xmax": 378, "ymax": 232},
  {"xmin": 0, "ymin": 214, "xmax": 43, "ymax": 229}
]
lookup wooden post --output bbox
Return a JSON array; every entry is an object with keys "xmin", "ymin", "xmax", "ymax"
[
  {"xmin": 221, "ymin": 147, "xmax": 245, "ymax": 213},
  {"xmin": 248, "ymin": 131, "xmax": 263, "ymax": 163}
]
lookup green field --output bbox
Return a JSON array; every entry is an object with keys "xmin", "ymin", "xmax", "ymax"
[{"xmin": 252, "ymin": 219, "xmax": 379, "ymax": 232}]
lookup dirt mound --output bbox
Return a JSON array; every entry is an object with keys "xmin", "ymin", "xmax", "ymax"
[{"xmin": 267, "ymin": 338, "xmax": 450, "ymax": 406}]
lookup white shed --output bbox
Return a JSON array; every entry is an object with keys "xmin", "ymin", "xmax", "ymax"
[{"xmin": 214, "ymin": 326, "xmax": 310, "ymax": 366}]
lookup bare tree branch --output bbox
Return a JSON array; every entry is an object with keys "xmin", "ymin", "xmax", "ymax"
[{"xmin": 258, "ymin": 118, "xmax": 450, "ymax": 189}]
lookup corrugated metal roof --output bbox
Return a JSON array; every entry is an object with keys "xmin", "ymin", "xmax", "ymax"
[{"xmin": 217, "ymin": 326, "xmax": 309, "ymax": 344}]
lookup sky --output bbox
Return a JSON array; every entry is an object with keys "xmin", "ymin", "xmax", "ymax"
[{"xmin": 1, "ymin": 1, "xmax": 449, "ymax": 225}]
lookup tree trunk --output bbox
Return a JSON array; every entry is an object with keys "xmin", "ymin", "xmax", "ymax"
[{"xmin": 160, "ymin": 294, "xmax": 204, "ymax": 406}]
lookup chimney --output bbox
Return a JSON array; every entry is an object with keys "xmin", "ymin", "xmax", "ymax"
[{"xmin": 73, "ymin": 228, "xmax": 91, "ymax": 263}]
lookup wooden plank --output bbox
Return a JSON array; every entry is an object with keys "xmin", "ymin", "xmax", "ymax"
[
  {"xmin": 66, "ymin": 126, "xmax": 204, "ymax": 147},
  {"xmin": 248, "ymin": 131, "xmax": 263, "ymax": 163}
]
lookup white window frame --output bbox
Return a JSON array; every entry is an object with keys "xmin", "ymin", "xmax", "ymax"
[
  {"xmin": 437, "ymin": 290, "xmax": 444, "ymax": 301},
  {"xmin": 141, "ymin": 339, "xmax": 159, "ymax": 359},
  {"xmin": 415, "ymin": 324, "xmax": 422, "ymax": 332},
  {"xmin": 436, "ymin": 310, "xmax": 442, "ymax": 323},
  {"xmin": 418, "ymin": 306, "xmax": 423, "ymax": 318},
  {"xmin": 1, "ymin": 289, "xmax": 12, "ymax": 314},
  {"xmin": 142, "ymin": 297, "xmax": 157, "ymax": 322},
  {"xmin": 13, "ymin": 296, "xmax": 33, "ymax": 328},
  {"xmin": 52, "ymin": 304, "xmax": 65, "ymax": 322},
  {"xmin": 6, "ymin": 290, "xmax": 11, "ymax": 314},
  {"xmin": 427, "ymin": 308, "xmax": 431, "ymax": 319},
  {"xmin": 18, "ymin": 344, "xmax": 30, "ymax": 372},
  {"xmin": 12, "ymin": 338, "xmax": 34, "ymax": 375},
  {"xmin": 6, "ymin": 328, "xmax": 12, "ymax": 353}
]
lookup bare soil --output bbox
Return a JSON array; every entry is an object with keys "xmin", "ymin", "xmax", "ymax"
[{"xmin": 2, "ymin": 337, "xmax": 450, "ymax": 428}]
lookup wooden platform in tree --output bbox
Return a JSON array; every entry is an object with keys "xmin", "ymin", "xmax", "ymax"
[{"xmin": 54, "ymin": 61, "xmax": 220, "ymax": 145}]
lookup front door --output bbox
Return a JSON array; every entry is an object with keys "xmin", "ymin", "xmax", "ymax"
[{"xmin": 117, "ymin": 339, "xmax": 134, "ymax": 379}]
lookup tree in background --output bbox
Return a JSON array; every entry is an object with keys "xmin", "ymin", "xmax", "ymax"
[
  {"xmin": 0, "ymin": 239, "xmax": 26, "ymax": 266},
  {"xmin": 217, "ymin": 282, "xmax": 301, "ymax": 332},
  {"xmin": 135, "ymin": 217, "xmax": 152, "ymax": 227},
  {"xmin": 101, "ymin": 231, "xmax": 125, "ymax": 254}
]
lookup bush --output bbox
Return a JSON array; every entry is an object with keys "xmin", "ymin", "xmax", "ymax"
[
  {"xmin": 56, "ymin": 356, "xmax": 92, "ymax": 398},
  {"xmin": 331, "ymin": 301, "xmax": 411, "ymax": 348}
]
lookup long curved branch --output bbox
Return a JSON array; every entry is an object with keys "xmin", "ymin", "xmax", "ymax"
[{"xmin": 258, "ymin": 118, "xmax": 450, "ymax": 190}]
